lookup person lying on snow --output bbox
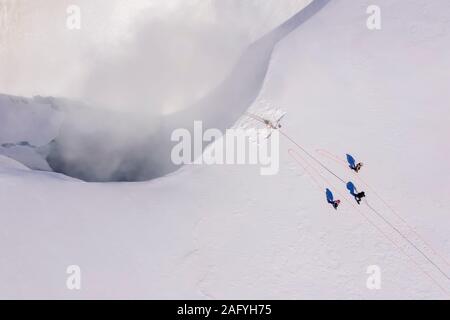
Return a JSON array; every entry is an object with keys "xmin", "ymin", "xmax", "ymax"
[
  {"xmin": 354, "ymin": 191, "xmax": 366, "ymax": 204},
  {"xmin": 351, "ymin": 162, "xmax": 363, "ymax": 173},
  {"xmin": 331, "ymin": 199, "xmax": 341, "ymax": 210}
]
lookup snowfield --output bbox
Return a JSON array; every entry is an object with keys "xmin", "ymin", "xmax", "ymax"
[{"xmin": 0, "ymin": 0, "xmax": 450, "ymax": 299}]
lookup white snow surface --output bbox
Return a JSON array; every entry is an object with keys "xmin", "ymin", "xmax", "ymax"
[{"xmin": 0, "ymin": 0, "xmax": 450, "ymax": 299}]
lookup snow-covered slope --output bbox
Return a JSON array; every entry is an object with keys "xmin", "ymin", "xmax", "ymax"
[{"xmin": 1, "ymin": 0, "xmax": 449, "ymax": 299}]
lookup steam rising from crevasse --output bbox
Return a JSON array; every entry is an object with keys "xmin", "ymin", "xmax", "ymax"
[
  {"xmin": 79, "ymin": 0, "xmax": 313, "ymax": 115},
  {"xmin": 1, "ymin": 0, "xmax": 314, "ymax": 182}
]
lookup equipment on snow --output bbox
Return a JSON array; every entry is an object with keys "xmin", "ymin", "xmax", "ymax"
[
  {"xmin": 245, "ymin": 111, "xmax": 286, "ymax": 139},
  {"xmin": 326, "ymin": 188, "xmax": 340, "ymax": 210},
  {"xmin": 346, "ymin": 154, "xmax": 363, "ymax": 173},
  {"xmin": 263, "ymin": 118, "xmax": 282, "ymax": 130}
]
